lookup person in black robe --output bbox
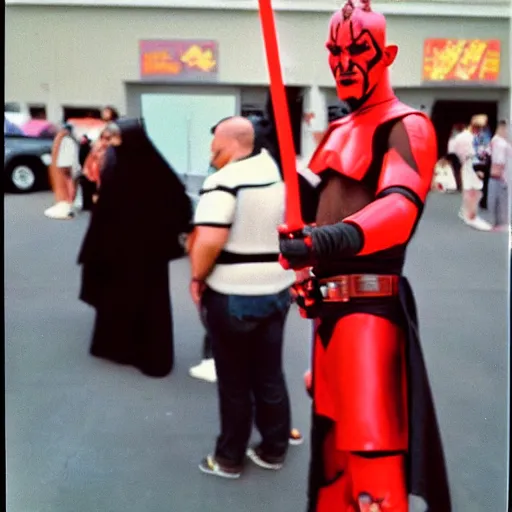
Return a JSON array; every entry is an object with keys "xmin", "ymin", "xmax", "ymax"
[{"xmin": 77, "ymin": 118, "xmax": 193, "ymax": 377}]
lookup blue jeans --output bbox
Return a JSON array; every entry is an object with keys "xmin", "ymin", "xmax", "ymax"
[
  {"xmin": 201, "ymin": 287, "xmax": 292, "ymax": 467},
  {"xmin": 487, "ymin": 177, "xmax": 509, "ymax": 226}
]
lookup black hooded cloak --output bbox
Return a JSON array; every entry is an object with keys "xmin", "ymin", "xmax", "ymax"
[{"xmin": 77, "ymin": 118, "xmax": 193, "ymax": 377}]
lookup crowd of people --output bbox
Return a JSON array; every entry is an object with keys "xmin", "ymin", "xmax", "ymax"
[
  {"xmin": 43, "ymin": 106, "xmax": 120, "ymax": 220},
  {"xmin": 434, "ymin": 115, "xmax": 511, "ymax": 232}
]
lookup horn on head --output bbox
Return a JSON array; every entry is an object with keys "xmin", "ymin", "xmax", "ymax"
[
  {"xmin": 341, "ymin": 0, "xmax": 355, "ymax": 19},
  {"xmin": 341, "ymin": 0, "xmax": 371, "ymax": 20}
]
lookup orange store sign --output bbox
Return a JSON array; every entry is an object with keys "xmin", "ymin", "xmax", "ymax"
[
  {"xmin": 422, "ymin": 39, "xmax": 501, "ymax": 82},
  {"xmin": 140, "ymin": 40, "xmax": 218, "ymax": 81}
]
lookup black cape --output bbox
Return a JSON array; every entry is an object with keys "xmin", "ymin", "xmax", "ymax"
[
  {"xmin": 400, "ymin": 277, "xmax": 451, "ymax": 511},
  {"xmin": 77, "ymin": 119, "xmax": 193, "ymax": 376}
]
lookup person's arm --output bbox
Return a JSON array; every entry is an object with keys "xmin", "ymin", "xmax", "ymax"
[
  {"xmin": 190, "ymin": 228, "xmax": 230, "ymax": 281},
  {"xmin": 189, "ymin": 176, "xmax": 236, "ymax": 304},
  {"xmin": 82, "ymin": 149, "xmax": 96, "ymax": 181}
]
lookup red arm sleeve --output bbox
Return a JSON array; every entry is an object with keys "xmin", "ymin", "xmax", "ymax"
[{"xmin": 343, "ymin": 114, "xmax": 437, "ymax": 256}]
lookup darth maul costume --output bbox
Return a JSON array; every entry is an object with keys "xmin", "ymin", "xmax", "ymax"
[{"xmin": 278, "ymin": 1, "xmax": 451, "ymax": 511}]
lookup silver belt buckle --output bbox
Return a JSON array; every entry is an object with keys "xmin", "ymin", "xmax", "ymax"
[{"xmin": 356, "ymin": 274, "xmax": 381, "ymax": 293}]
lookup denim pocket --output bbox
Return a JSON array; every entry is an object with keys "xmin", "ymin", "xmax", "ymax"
[{"xmin": 228, "ymin": 289, "xmax": 291, "ymax": 321}]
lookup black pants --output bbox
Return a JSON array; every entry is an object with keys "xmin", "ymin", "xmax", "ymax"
[
  {"xmin": 78, "ymin": 175, "xmax": 97, "ymax": 211},
  {"xmin": 203, "ymin": 334, "xmax": 213, "ymax": 360},
  {"xmin": 446, "ymin": 153, "xmax": 462, "ymax": 191},
  {"xmin": 476, "ymin": 163, "xmax": 491, "ymax": 209},
  {"xmin": 199, "ymin": 304, "xmax": 213, "ymax": 360},
  {"xmin": 202, "ymin": 288, "xmax": 291, "ymax": 467}
]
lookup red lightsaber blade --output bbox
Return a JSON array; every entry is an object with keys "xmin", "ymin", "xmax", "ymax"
[{"xmin": 257, "ymin": 0, "xmax": 304, "ymax": 232}]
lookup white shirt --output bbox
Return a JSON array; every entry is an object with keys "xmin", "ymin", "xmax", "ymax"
[
  {"xmin": 193, "ymin": 150, "xmax": 295, "ymax": 296},
  {"xmin": 490, "ymin": 135, "xmax": 511, "ymax": 180},
  {"xmin": 452, "ymin": 129, "xmax": 474, "ymax": 164},
  {"xmin": 56, "ymin": 135, "xmax": 81, "ymax": 178}
]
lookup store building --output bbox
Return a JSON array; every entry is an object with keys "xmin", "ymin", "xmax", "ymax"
[{"xmin": 5, "ymin": 0, "xmax": 511, "ymax": 177}]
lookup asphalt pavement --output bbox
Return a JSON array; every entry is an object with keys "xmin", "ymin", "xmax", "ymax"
[{"xmin": 5, "ymin": 191, "xmax": 509, "ymax": 512}]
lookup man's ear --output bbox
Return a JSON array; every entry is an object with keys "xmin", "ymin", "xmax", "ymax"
[{"xmin": 384, "ymin": 45, "xmax": 398, "ymax": 66}]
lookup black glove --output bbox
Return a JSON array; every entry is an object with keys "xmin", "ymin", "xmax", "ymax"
[
  {"xmin": 279, "ymin": 222, "xmax": 363, "ymax": 270},
  {"xmin": 278, "ymin": 225, "xmax": 315, "ymax": 270}
]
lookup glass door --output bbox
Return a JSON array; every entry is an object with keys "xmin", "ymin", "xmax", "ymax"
[{"xmin": 141, "ymin": 92, "xmax": 237, "ymax": 177}]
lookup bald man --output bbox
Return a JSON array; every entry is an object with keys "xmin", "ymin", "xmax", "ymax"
[{"xmin": 190, "ymin": 116, "xmax": 297, "ymax": 479}]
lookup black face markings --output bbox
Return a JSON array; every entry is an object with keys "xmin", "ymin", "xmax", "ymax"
[
  {"xmin": 348, "ymin": 41, "xmax": 371, "ymax": 56},
  {"xmin": 349, "ymin": 20, "xmax": 356, "ymax": 40},
  {"xmin": 360, "ymin": 29, "xmax": 383, "ymax": 71},
  {"xmin": 328, "ymin": 21, "xmax": 383, "ymax": 71},
  {"xmin": 327, "ymin": 20, "xmax": 342, "ymax": 56},
  {"xmin": 328, "ymin": 44, "xmax": 342, "ymax": 57}
]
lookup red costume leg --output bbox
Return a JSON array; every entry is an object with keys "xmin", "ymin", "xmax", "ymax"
[
  {"xmin": 349, "ymin": 452, "xmax": 408, "ymax": 511},
  {"xmin": 316, "ymin": 449, "xmax": 408, "ymax": 511},
  {"xmin": 325, "ymin": 313, "xmax": 408, "ymax": 451},
  {"xmin": 311, "ymin": 313, "xmax": 408, "ymax": 511},
  {"xmin": 316, "ymin": 430, "xmax": 353, "ymax": 512},
  {"xmin": 309, "ymin": 326, "xmax": 352, "ymax": 511}
]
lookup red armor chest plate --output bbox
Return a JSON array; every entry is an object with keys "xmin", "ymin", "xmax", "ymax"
[{"xmin": 309, "ymin": 99, "xmax": 422, "ymax": 181}]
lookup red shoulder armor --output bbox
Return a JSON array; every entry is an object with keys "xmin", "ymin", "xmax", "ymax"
[
  {"xmin": 308, "ymin": 99, "xmax": 418, "ymax": 181},
  {"xmin": 342, "ymin": 113, "xmax": 438, "ymax": 256},
  {"xmin": 375, "ymin": 113, "xmax": 437, "ymax": 203}
]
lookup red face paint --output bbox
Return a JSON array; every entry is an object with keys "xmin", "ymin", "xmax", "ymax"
[{"xmin": 326, "ymin": 2, "xmax": 389, "ymax": 110}]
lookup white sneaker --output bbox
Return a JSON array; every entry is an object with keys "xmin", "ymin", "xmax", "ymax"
[
  {"xmin": 189, "ymin": 359, "xmax": 217, "ymax": 383},
  {"xmin": 44, "ymin": 203, "xmax": 59, "ymax": 216},
  {"xmin": 465, "ymin": 216, "xmax": 492, "ymax": 231},
  {"xmin": 44, "ymin": 201, "xmax": 74, "ymax": 220}
]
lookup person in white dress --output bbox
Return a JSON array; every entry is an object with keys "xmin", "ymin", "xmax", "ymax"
[{"xmin": 452, "ymin": 115, "xmax": 492, "ymax": 231}]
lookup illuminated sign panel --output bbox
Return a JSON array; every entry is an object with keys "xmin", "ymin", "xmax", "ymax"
[
  {"xmin": 140, "ymin": 40, "xmax": 218, "ymax": 82},
  {"xmin": 422, "ymin": 39, "xmax": 501, "ymax": 82}
]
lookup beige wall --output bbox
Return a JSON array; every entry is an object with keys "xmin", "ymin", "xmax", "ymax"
[{"xmin": 5, "ymin": 5, "xmax": 510, "ymax": 121}]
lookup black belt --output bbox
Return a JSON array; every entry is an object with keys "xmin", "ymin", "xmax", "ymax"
[{"xmin": 216, "ymin": 250, "xmax": 279, "ymax": 265}]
